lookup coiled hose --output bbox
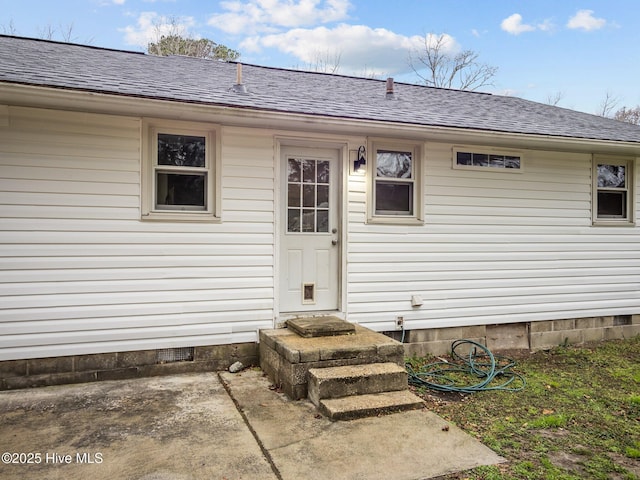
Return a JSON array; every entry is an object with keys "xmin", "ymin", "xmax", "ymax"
[{"xmin": 406, "ymin": 339, "xmax": 526, "ymax": 393}]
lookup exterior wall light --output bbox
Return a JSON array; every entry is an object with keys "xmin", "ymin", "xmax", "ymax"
[{"xmin": 353, "ymin": 145, "xmax": 366, "ymax": 173}]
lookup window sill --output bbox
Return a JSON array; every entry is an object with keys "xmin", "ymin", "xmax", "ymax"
[
  {"xmin": 592, "ymin": 219, "xmax": 635, "ymax": 227},
  {"xmin": 141, "ymin": 212, "xmax": 221, "ymax": 223},
  {"xmin": 366, "ymin": 215, "xmax": 424, "ymax": 226}
]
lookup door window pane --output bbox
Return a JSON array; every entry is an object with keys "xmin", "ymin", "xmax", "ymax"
[
  {"xmin": 317, "ymin": 161, "xmax": 330, "ymax": 183},
  {"xmin": 303, "ymin": 184, "xmax": 315, "ymax": 207},
  {"xmin": 288, "ymin": 183, "xmax": 301, "ymax": 207},
  {"xmin": 302, "ymin": 209, "xmax": 315, "ymax": 232},
  {"xmin": 303, "ymin": 160, "xmax": 316, "ymax": 183},
  {"xmin": 288, "ymin": 209, "xmax": 301, "ymax": 232},
  {"xmin": 317, "ymin": 210, "xmax": 329, "ymax": 232},
  {"xmin": 317, "ymin": 185, "xmax": 329, "ymax": 208},
  {"xmin": 288, "ymin": 159, "xmax": 301, "ymax": 182}
]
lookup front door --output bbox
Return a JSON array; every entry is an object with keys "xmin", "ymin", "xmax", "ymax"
[{"xmin": 279, "ymin": 146, "xmax": 340, "ymax": 313}]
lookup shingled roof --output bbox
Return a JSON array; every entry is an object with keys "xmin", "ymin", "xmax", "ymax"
[{"xmin": 2, "ymin": 35, "xmax": 640, "ymax": 144}]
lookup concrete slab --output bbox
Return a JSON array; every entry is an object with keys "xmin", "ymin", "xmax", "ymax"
[
  {"xmin": 221, "ymin": 369, "xmax": 505, "ymax": 480},
  {"xmin": 0, "ymin": 373, "xmax": 277, "ymax": 480},
  {"xmin": 286, "ymin": 316, "xmax": 356, "ymax": 338}
]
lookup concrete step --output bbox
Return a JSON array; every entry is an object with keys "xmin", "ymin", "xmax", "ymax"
[
  {"xmin": 259, "ymin": 325, "xmax": 404, "ymax": 400},
  {"xmin": 307, "ymin": 363, "xmax": 408, "ymax": 406},
  {"xmin": 318, "ymin": 390, "xmax": 424, "ymax": 421}
]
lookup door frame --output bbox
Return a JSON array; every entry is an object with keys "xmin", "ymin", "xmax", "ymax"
[{"xmin": 274, "ymin": 136, "xmax": 349, "ymax": 325}]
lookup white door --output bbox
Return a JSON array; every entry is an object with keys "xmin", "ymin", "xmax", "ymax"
[{"xmin": 280, "ymin": 146, "xmax": 340, "ymax": 312}]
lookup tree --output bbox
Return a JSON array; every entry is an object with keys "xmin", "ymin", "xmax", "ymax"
[
  {"xmin": 545, "ymin": 91, "xmax": 565, "ymax": 106},
  {"xmin": 596, "ymin": 91, "xmax": 619, "ymax": 117},
  {"xmin": 148, "ymin": 35, "xmax": 239, "ymax": 61},
  {"xmin": 146, "ymin": 16, "xmax": 239, "ymax": 61},
  {"xmin": 408, "ymin": 33, "xmax": 497, "ymax": 91},
  {"xmin": 613, "ymin": 106, "xmax": 640, "ymax": 125}
]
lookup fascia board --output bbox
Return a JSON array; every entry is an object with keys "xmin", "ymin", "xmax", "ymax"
[{"xmin": 2, "ymin": 82, "xmax": 640, "ymax": 157}]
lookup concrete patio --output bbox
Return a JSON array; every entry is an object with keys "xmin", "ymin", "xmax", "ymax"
[{"xmin": 0, "ymin": 369, "xmax": 504, "ymax": 480}]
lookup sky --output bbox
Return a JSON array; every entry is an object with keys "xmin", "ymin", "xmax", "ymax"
[{"xmin": 2, "ymin": 0, "xmax": 639, "ymax": 115}]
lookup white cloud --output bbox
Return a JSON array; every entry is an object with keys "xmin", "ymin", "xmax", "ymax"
[
  {"xmin": 120, "ymin": 12, "xmax": 195, "ymax": 47},
  {"xmin": 208, "ymin": 0, "xmax": 351, "ymax": 34},
  {"xmin": 241, "ymin": 24, "xmax": 450, "ymax": 76},
  {"xmin": 500, "ymin": 13, "xmax": 536, "ymax": 35},
  {"xmin": 501, "ymin": 13, "xmax": 556, "ymax": 35},
  {"xmin": 567, "ymin": 9, "xmax": 606, "ymax": 31}
]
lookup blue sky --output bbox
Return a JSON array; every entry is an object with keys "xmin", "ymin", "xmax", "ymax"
[{"xmin": 2, "ymin": 0, "xmax": 639, "ymax": 114}]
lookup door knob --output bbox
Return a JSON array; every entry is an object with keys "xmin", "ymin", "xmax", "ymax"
[{"xmin": 331, "ymin": 239, "xmax": 338, "ymax": 246}]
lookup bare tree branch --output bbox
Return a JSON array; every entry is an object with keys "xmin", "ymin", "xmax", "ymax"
[
  {"xmin": 408, "ymin": 33, "xmax": 497, "ymax": 91},
  {"xmin": 546, "ymin": 91, "xmax": 564, "ymax": 106},
  {"xmin": 597, "ymin": 91, "xmax": 620, "ymax": 117},
  {"xmin": 1, "ymin": 20, "xmax": 18, "ymax": 35}
]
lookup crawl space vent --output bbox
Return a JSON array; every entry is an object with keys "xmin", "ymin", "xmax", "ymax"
[
  {"xmin": 613, "ymin": 315, "xmax": 632, "ymax": 326},
  {"xmin": 156, "ymin": 347, "xmax": 195, "ymax": 364}
]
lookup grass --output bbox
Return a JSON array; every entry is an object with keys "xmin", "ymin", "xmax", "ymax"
[{"xmin": 409, "ymin": 336, "xmax": 640, "ymax": 480}]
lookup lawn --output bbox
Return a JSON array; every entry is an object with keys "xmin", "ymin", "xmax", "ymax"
[{"xmin": 408, "ymin": 336, "xmax": 640, "ymax": 480}]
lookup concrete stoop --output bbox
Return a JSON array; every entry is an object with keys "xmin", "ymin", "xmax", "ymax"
[{"xmin": 259, "ymin": 316, "xmax": 424, "ymax": 420}]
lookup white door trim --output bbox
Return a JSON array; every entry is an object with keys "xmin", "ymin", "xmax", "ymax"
[{"xmin": 273, "ymin": 136, "xmax": 348, "ymax": 325}]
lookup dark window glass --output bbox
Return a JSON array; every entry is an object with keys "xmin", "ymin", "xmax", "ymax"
[
  {"xmin": 598, "ymin": 191, "xmax": 626, "ymax": 217},
  {"xmin": 375, "ymin": 182, "xmax": 413, "ymax": 214},
  {"xmin": 157, "ymin": 134, "xmax": 205, "ymax": 167},
  {"xmin": 457, "ymin": 152, "xmax": 472, "ymax": 165},
  {"xmin": 303, "ymin": 184, "xmax": 315, "ymax": 207},
  {"xmin": 472, "ymin": 154, "xmax": 489, "ymax": 167},
  {"xmin": 288, "ymin": 183, "xmax": 301, "ymax": 207},
  {"xmin": 156, "ymin": 172, "xmax": 206, "ymax": 209}
]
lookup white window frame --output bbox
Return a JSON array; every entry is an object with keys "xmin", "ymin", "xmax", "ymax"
[
  {"xmin": 592, "ymin": 155, "xmax": 635, "ymax": 226},
  {"xmin": 367, "ymin": 138, "xmax": 423, "ymax": 225},
  {"xmin": 141, "ymin": 119, "xmax": 221, "ymax": 222},
  {"xmin": 453, "ymin": 146, "xmax": 524, "ymax": 172}
]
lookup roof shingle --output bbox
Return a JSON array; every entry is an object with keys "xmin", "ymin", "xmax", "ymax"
[{"xmin": 1, "ymin": 35, "xmax": 640, "ymax": 144}]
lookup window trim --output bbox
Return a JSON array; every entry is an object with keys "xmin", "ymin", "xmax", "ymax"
[
  {"xmin": 367, "ymin": 138, "xmax": 423, "ymax": 225},
  {"xmin": 592, "ymin": 155, "xmax": 635, "ymax": 226},
  {"xmin": 452, "ymin": 146, "xmax": 524, "ymax": 173},
  {"xmin": 141, "ymin": 119, "xmax": 221, "ymax": 222}
]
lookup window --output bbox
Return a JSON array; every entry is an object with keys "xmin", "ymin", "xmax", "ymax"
[
  {"xmin": 454, "ymin": 147, "xmax": 522, "ymax": 171},
  {"xmin": 142, "ymin": 120, "xmax": 220, "ymax": 221},
  {"xmin": 593, "ymin": 156, "xmax": 634, "ymax": 225},
  {"xmin": 368, "ymin": 139, "xmax": 423, "ymax": 224},
  {"xmin": 286, "ymin": 158, "xmax": 330, "ymax": 233}
]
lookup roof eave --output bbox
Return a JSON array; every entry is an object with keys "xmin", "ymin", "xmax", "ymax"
[{"xmin": 2, "ymin": 82, "xmax": 640, "ymax": 156}]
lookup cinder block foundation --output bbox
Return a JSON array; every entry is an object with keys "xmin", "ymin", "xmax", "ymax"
[
  {"xmin": 0, "ymin": 342, "xmax": 258, "ymax": 391},
  {"xmin": 401, "ymin": 315, "xmax": 640, "ymax": 357}
]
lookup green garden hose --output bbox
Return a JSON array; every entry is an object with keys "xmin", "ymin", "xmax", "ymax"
[{"xmin": 406, "ymin": 339, "xmax": 526, "ymax": 393}]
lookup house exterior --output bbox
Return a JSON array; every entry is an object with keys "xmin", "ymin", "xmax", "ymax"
[{"xmin": 1, "ymin": 35, "xmax": 639, "ymax": 387}]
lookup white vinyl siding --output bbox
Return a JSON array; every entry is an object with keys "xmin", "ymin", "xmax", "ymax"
[
  {"xmin": 347, "ymin": 142, "xmax": 640, "ymax": 331},
  {"xmin": 0, "ymin": 107, "xmax": 274, "ymax": 361}
]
